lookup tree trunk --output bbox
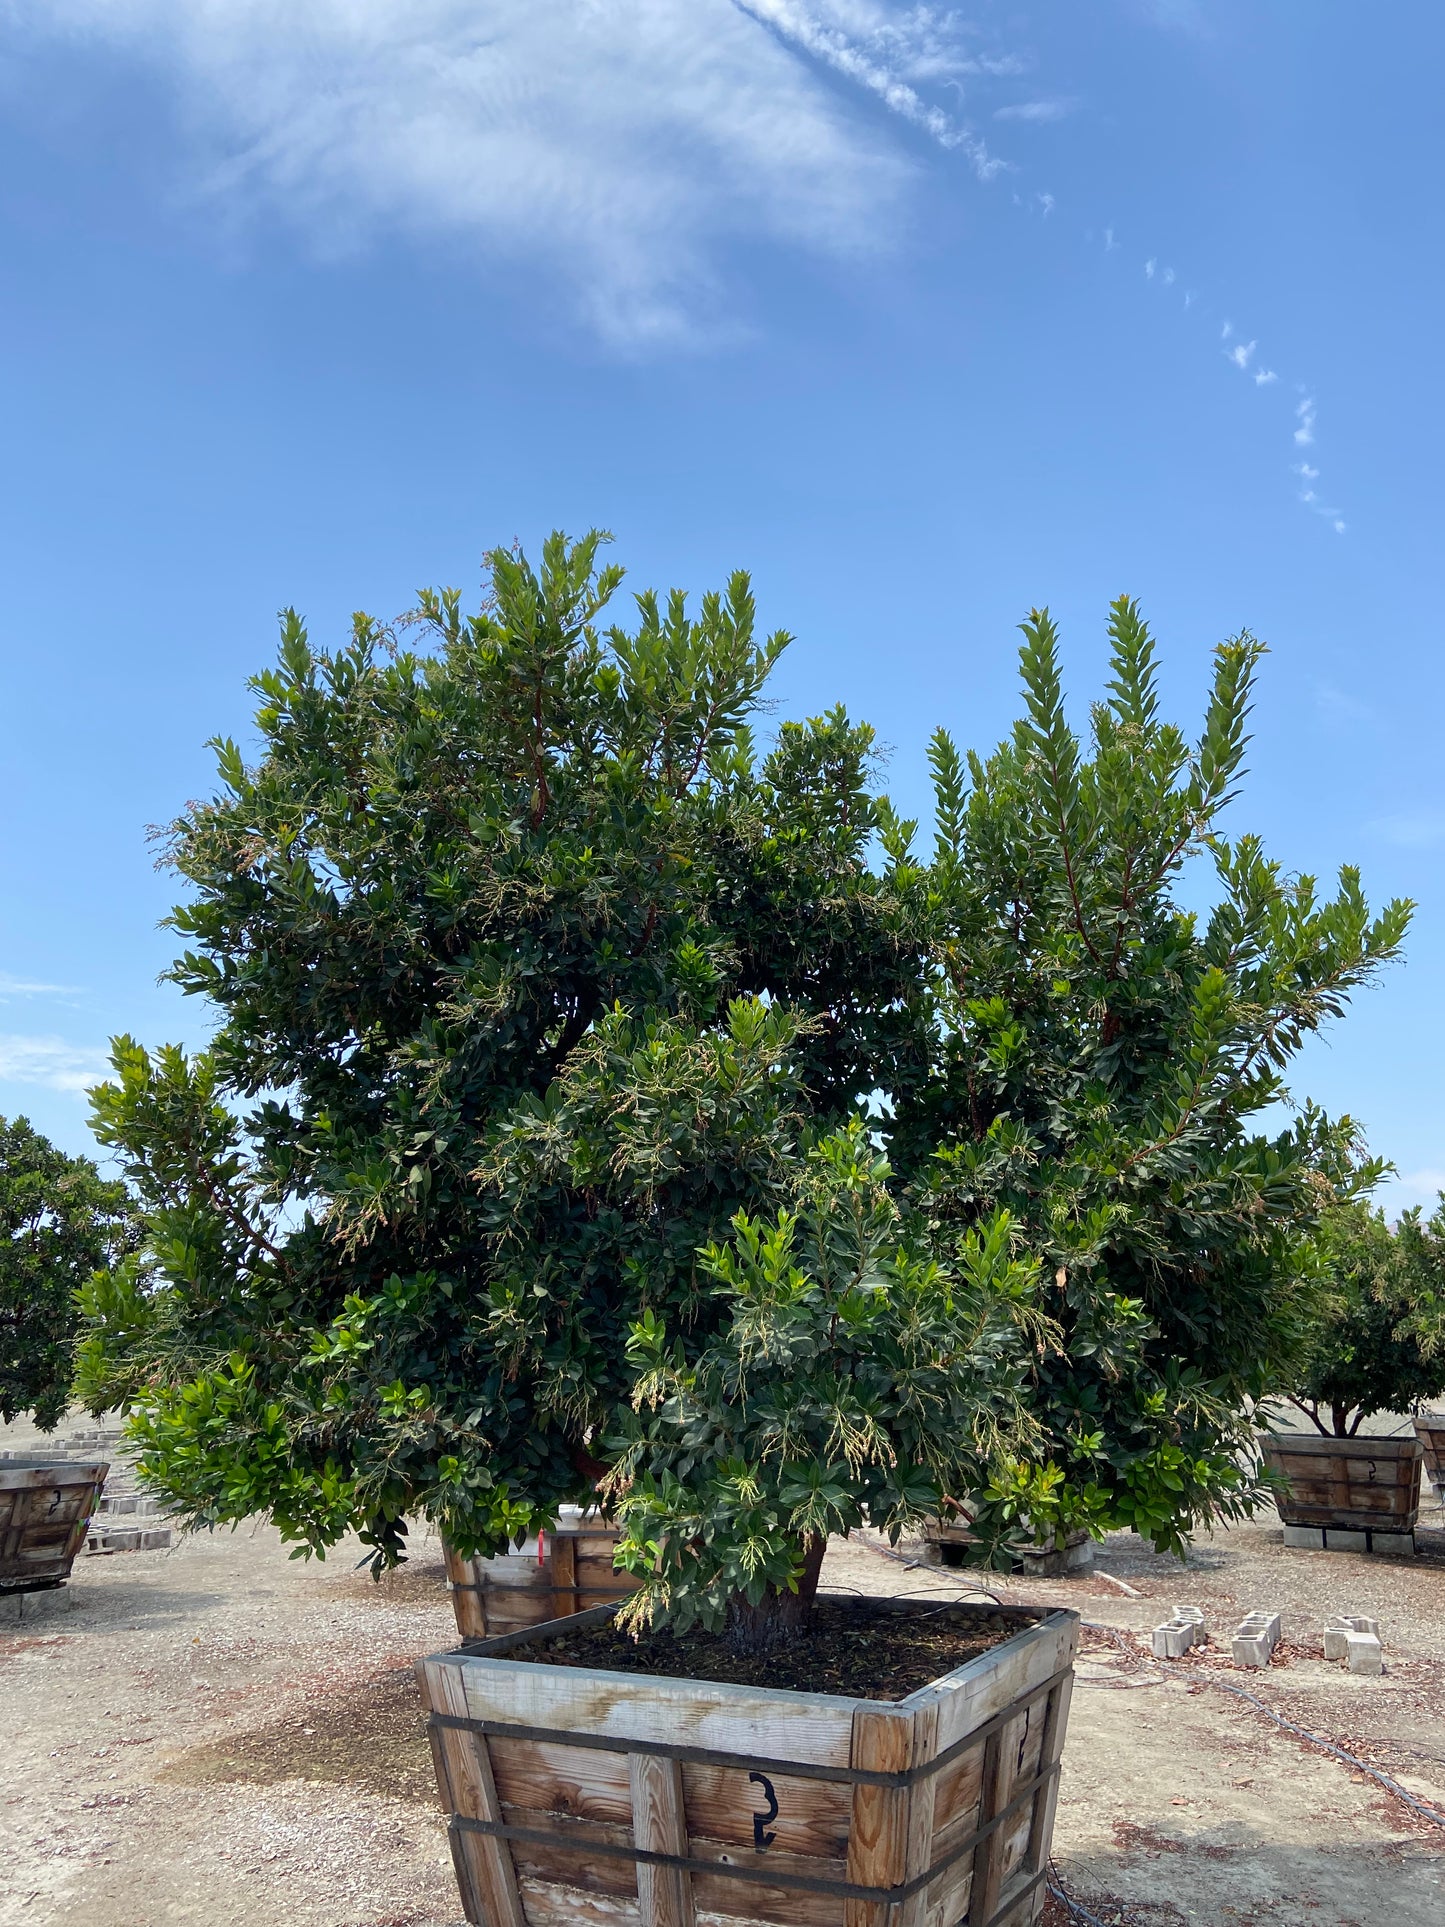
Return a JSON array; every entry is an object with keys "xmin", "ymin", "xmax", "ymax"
[
  {"xmin": 725, "ymin": 1536, "xmax": 827, "ymax": 1655},
  {"xmin": 1332, "ymin": 1402, "xmax": 1352, "ymax": 1438}
]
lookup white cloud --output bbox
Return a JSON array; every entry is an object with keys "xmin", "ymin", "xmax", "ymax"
[
  {"xmin": 1225, "ymin": 339, "xmax": 1256, "ymax": 370},
  {"xmin": 1221, "ymin": 319, "xmax": 1233, "ymax": 340},
  {"xmin": 0, "ymin": 974, "xmax": 82, "ymax": 1001},
  {"xmin": 1253, "ymin": 367, "xmax": 1276, "ymax": 385},
  {"xmin": 1145, "ymin": 257, "xmax": 1155, "ymax": 278},
  {"xmin": 1162, "ymin": 265, "xmax": 1174, "ymax": 286},
  {"xmin": 1389, "ymin": 1168, "xmax": 1445, "ymax": 1208},
  {"xmin": 1036, "ymin": 191, "xmax": 1054, "ymax": 216},
  {"xmin": 1370, "ymin": 810, "xmax": 1445, "ymax": 848},
  {"xmin": 1295, "ymin": 396, "xmax": 1317, "ymax": 445},
  {"xmin": 1294, "ymin": 462, "xmax": 1318, "ymax": 480},
  {"xmin": 994, "ymin": 97, "xmax": 1074, "ymax": 123},
  {"xmin": 1103, "ymin": 225, "xmax": 1117, "ymax": 251},
  {"xmin": 734, "ymin": 2, "xmax": 1004, "ymax": 177},
  {"xmin": 0, "ymin": 1034, "xmax": 110, "ymax": 1095},
  {"xmin": 5, "ymin": 0, "xmax": 946, "ymax": 344}
]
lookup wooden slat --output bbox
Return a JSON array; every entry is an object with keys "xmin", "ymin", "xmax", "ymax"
[
  {"xmin": 551, "ymin": 1531, "xmax": 579, "ymax": 1615},
  {"xmin": 421, "ymin": 1659, "xmax": 527, "ymax": 1927},
  {"xmin": 895, "ymin": 1699, "xmax": 939, "ymax": 1927},
  {"xmin": 683, "ymin": 1762, "xmax": 851, "ymax": 1862},
  {"xmin": 843, "ymin": 1706, "xmax": 914, "ymax": 1927},
  {"xmin": 450, "ymin": 1653, "xmax": 861, "ymax": 1768},
  {"xmin": 922, "ymin": 1615, "xmax": 1077, "ymax": 1759},
  {"xmin": 690, "ymin": 1862, "xmax": 842, "ymax": 1927},
  {"xmin": 516, "ymin": 1881, "xmax": 641, "ymax": 1926},
  {"xmin": 486, "ymin": 1734, "xmax": 851, "ymax": 1861},
  {"xmin": 966, "ymin": 1702, "xmax": 1025, "ymax": 1927},
  {"xmin": 630, "ymin": 1752, "xmax": 695, "ymax": 1927}
]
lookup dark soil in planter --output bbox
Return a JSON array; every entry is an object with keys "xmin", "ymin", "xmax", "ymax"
[{"xmin": 520, "ymin": 1598, "xmax": 1041, "ymax": 1698}]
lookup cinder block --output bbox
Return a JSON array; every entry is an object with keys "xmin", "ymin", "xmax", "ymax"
[
  {"xmin": 1368, "ymin": 1531, "xmax": 1414, "ymax": 1558},
  {"xmin": 1324, "ymin": 1529, "xmax": 1369, "ymax": 1552},
  {"xmin": 1323, "ymin": 1625, "xmax": 1350, "ymax": 1660},
  {"xmin": 1345, "ymin": 1631, "xmax": 1384, "ymax": 1676},
  {"xmin": 1232, "ymin": 1610, "xmax": 1283, "ymax": 1668},
  {"xmin": 1152, "ymin": 1605, "xmax": 1208, "ymax": 1659},
  {"xmin": 1283, "ymin": 1525, "xmax": 1325, "ymax": 1549}
]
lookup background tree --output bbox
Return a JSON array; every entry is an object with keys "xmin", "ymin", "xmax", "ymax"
[
  {"xmin": 882, "ymin": 599, "xmax": 1411, "ymax": 1552},
  {"xmin": 81, "ymin": 532, "xmax": 917, "ymax": 1570},
  {"xmin": 0, "ymin": 1115, "xmax": 135, "ymax": 1431},
  {"xmin": 1285, "ymin": 1199, "xmax": 1445, "ymax": 1436}
]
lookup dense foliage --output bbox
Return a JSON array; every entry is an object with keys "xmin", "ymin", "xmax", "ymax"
[
  {"xmin": 1285, "ymin": 1200, "xmax": 1445, "ymax": 1435},
  {"xmin": 609, "ymin": 1119, "xmax": 1049, "ymax": 1640},
  {"xmin": 0, "ymin": 1115, "xmax": 134, "ymax": 1430},
  {"xmin": 81, "ymin": 533, "xmax": 919, "ymax": 1574},
  {"xmin": 80, "ymin": 538, "xmax": 1411, "ymax": 1633},
  {"xmin": 879, "ymin": 600, "xmax": 1411, "ymax": 1551}
]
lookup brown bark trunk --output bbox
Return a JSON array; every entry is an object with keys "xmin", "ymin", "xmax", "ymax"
[
  {"xmin": 725, "ymin": 1536, "xmax": 826, "ymax": 1655},
  {"xmin": 1332, "ymin": 1403, "xmax": 1351, "ymax": 1438}
]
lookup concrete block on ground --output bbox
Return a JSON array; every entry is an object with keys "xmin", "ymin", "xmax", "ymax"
[
  {"xmin": 1152, "ymin": 1605, "xmax": 1208, "ymax": 1659},
  {"xmin": 1283, "ymin": 1525, "xmax": 1325, "ymax": 1549},
  {"xmin": 1326, "ymin": 1614, "xmax": 1382, "ymax": 1661},
  {"xmin": 1368, "ymin": 1530, "xmax": 1415, "ymax": 1557},
  {"xmin": 1325, "ymin": 1529, "xmax": 1370, "ymax": 1553},
  {"xmin": 1345, "ymin": 1631, "xmax": 1384, "ymax": 1675},
  {"xmin": 1232, "ymin": 1610, "xmax": 1282, "ymax": 1668}
]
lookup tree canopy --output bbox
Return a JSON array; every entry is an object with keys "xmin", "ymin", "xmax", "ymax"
[
  {"xmin": 80, "ymin": 540, "xmax": 1411, "ymax": 1630},
  {"xmin": 82, "ymin": 532, "xmax": 917, "ymax": 1572},
  {"xmin": 0, "ymin": 1114, "xmax": 135, "ymax": 1431},
  {"xmin": 1284, "ymin": 1199, "xmax": 1445, "ymax": 1435},
  {"xmin": 879, "ymin": 599, "xmax": 1411, "ymax": 1550}
]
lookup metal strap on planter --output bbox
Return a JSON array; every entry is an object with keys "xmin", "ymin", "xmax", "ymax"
[
  {"xmin": 447, "ymin": 1757, "xmax": 1060, "ymax": 1908},
  {"xmin": 427, "ymin": 1659, "xmax": 1071, "ymax": 1792}
]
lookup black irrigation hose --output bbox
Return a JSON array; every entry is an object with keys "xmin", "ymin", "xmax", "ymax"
[
  {"xmin": 1081, "ymin": 1618, "xmax": 1445, "ymax": 1831},
  {"xmin": 1167, "ymin": 1667, "xmax": 1445, "ymax": 1830},
  {"xmin": 1046, "ymin": 1857, "xmax": 1112, "ymax": 1926}
]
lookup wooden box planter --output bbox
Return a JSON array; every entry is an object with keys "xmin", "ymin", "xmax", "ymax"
[
  {"xmin": 924, "ymin": 1522, "xmax": 1092, "ymax": 1580},
  {"xmin": 1263, "ymin": 1432, "xmax": 1423, "ymax": 1551},
  {"xmin": 419, "ymin": 1596, "xmax": 1079, "ymax": 1927},
  {"xmin": 1414, "ymin": 1415, "xmax": 1445, "ymax": 1497},
  {"xmin": 0, "ymin": 1456, "xmax": 109, "ymax": 1594},
  {"xmin": 444, "ymin": 1510, "xmax": 636, "ymax": 1641}
]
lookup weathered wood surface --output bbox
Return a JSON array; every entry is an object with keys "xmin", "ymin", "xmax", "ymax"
[
  {"xmin": 1264, "ymin": 1433, "xmax": 1423, "ymax": 1532},
  {"xmin": 1415, "ymin": 1417, "xmax": 1445, "ymax": 1487},
  {"xmin": 420, "ymin": 1595, "xmax": 1078, "ymax": 1927},
  {"xmin": 444, "ymin": 1522, "xmax": 636, "ymax": 1640},
  {"xmin": 0, "ymin": 1457, "xmax": 108, "ymax": 1592}
]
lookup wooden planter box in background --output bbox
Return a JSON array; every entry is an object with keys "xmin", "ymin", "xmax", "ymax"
[
  {"xmin": 0, "ymin": 1456, "xmax": 109, "ymax": 1594},
  {"xmin": 1415, "ymin": 1415, "xmax": 1445, "ymax": 1496},
  {"xmin": 444, "ymin": 1510, "xmax": 636, "ymax": 1641},
  {"xmin": 1264, "ymin": 1432, "xmax": 1423, "ymax": 1553},
  {"xmin": 419, "ymin": 1596, "xmax": 1079, "ymax": 1927}
]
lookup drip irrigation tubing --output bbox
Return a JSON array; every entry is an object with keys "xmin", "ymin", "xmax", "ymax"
[
  {"xmin": 1045, "ymin": 1858, "xmax": 1112, "ymax": 1926},
  {"xmin": 1082, "ymin": 1619, "xmax": 1445, "ymax": 1830}
]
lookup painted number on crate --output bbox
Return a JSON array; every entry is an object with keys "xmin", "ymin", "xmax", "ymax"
[{"xmin": 748, "ymin": 1771, "xmax": 779, "ymax": 1850}]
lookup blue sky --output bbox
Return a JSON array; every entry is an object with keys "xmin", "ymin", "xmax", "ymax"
[{"xmin": 1, "ymin": 2, "xmax": 1442, "ymax": 1207}]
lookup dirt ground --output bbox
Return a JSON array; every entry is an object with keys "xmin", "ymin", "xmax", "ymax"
[{"xmin": 4, "ymin": 1474, "xmax": 1444, "ymax": 1926}]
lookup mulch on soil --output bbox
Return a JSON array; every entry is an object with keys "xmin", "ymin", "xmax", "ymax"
[
  {"xmin": 521, "ymin": 1598, "xmax": 1040, "ymax": 1698},
  {"xmin": 162, "ymin": 1663, "xmax": 435, "ymax": 1802}
]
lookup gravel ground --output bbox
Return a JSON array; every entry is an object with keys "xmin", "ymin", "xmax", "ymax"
[{"xmin": 4, "ymin": 1442, "xmax": 1444, "ymax": 1926}]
